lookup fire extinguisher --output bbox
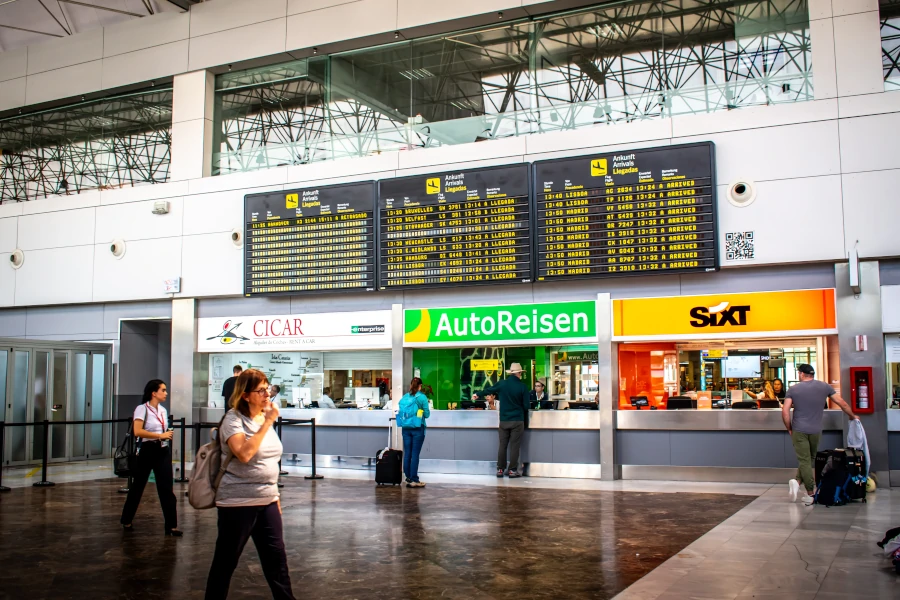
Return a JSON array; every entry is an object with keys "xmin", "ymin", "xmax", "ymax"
[{"xmin": 858, "ymin": 383, "xmax": 869, "ymax": 410}]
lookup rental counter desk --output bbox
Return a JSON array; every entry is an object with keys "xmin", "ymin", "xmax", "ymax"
[{"xmin": 611, "ymin": 289, "xmax": 847, "ymax": 482}]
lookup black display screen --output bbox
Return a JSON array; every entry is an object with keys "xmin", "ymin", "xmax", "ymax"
[
  {"xmin": 244, "ymin": 182, "xmax": 376, "ymax": 296},
  {"xmin": 377, "ymin": 165, "xmax": 532, "ymax": 290},
  {"xmin": 533, "ymin": 143, "xmax": 718, "ymax": 281}
]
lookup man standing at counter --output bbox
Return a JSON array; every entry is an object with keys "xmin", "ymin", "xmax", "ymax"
[
  {"xmin": 221, "ymin": 365, "xmax": 242, "ymax": 406},
  {"xmin": 473, "ymin": 363, "xmax": 529, "ymax": 478},
  {"xmin": 783, "ymin": 364, "xmax": 859, "ymax": 506}
]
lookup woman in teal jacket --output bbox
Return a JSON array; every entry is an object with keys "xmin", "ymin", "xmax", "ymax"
[{"xmin": 398, "ymin": 377, "xmax": 430, "ymax": 488}]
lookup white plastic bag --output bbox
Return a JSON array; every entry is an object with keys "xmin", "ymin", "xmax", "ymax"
[{"xmin": 847, "ymin": 419, "xmax": 871, "ymax": 478}]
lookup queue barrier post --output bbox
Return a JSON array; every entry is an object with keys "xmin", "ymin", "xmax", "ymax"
[
  {"xmin": 0, "ymin": 421, "xmax": 9, "ymax": 492},
  {"xmin": 32, "ymin": 420, "xmax": 55, "ymax": 487},
  {"xmin": 304, "ymin": 418, "xmax": 323, "ymax": 480},
  {"xmin": 174, "ymin": 418, "xmax": 188, "ymax": 483},
  {"xmin": 277, "ymin": 417, "xmax": 288, "ymax": 477}
]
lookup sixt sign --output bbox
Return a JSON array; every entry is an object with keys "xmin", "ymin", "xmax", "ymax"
[{"xmin": 689, "ymin": 302, "xmax": 751, "ymax": 328}]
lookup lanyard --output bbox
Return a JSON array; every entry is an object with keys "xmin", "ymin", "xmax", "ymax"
[{"xmin": 146, "ymin": 404, "xmax": 166, "ymax": 431}]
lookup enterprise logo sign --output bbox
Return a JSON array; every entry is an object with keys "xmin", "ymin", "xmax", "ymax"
[
  {"xmin": 689, "ymin": 301, "xmax": 751, "ymax": 328},
  {"xmin": 351, "ymin": 324, "xmax": 386, "ymax": 334}
]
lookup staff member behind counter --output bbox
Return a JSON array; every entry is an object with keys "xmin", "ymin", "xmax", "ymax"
[{"xmin": 317, "ymin": 387, "xmax": 336, "ymax": 409}]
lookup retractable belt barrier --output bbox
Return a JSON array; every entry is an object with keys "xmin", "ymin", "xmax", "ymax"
[{"xmin": 0, "ymin": 415, "xmax": 324, "ymax": 492}]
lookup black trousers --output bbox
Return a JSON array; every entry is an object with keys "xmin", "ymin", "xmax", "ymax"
[
  {"xmin": 205, "ymin": 502, "xmax": 295, "ymax": 600},
  {"xmin": 120, "ymin": 440, "xmax": 177, "ymax": 531},
  {"xmin": 498, "ymin": 421, "xmax": 525, "ymax": 470}
]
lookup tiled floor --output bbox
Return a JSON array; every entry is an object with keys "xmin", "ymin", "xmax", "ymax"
[
  {"xmin": 2, "ymin": 462, "xmax": 898, "ymax": 598},
  {"xmin": 613, "ymin": 486, "xmax": 900, "ymax": 599}
]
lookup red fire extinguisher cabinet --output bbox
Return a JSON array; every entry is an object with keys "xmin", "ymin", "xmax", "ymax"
[{"xmin": 849, "ymin": 366, "xmax": 874, "ymax": 414}]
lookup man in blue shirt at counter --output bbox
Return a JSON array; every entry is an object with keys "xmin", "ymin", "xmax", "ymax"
[{"xmin": 473, "ymin": 363, "xmax": 529, "ymax": 478}]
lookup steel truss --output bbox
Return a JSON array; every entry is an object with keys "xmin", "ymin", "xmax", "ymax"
[
  {"xmin": 0, "ymin": 89, "xmax": 172, "ymax": 203},
  {"xmin": 882, "ymin": 0, "xmax": 900, "ymax": 89},
  {"xmin": 214, "ymin": 0, "xmax": 811, "ymax": 172}
]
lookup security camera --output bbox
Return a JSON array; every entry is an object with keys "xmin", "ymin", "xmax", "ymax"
[
  {"xmin": 728, "ymin": 180, "xmax": 756, "ymax": 207},
  {"xmin": 231, "ymin": 229, "xmax": 243, "ymax": 248},
  {"xmin": 110, "ymin": 239, "xmax": 126, "ymax": 259},
  {"xmin": 9, "ymin": 249, "xmax": 24, "ymax": 269}
]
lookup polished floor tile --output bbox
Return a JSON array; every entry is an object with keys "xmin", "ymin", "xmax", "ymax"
[{"xmin": 0, "ymin": 476, "xmax": 753, "ymax": 600}]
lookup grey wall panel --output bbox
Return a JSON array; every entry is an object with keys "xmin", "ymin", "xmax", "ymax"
[
  {"xmin": 346, "ymin": 427, "xmax": 387, "ymax": 457},
  {"xmin": 157, "ymin": 321, "xmax": 172, "ymax": 384},
  {"xmin": 310, "ymin": 427, "xmax": 349, "ymax": 456},
  {"xmin": 118, "ymin": 325, "xmax": 161, "ymax": 395},
  {"xmin": 454, "ymin": 428, "xmax": 497, "ymax": 461},
  {"xmin": 880, "ymin": 261, "xmax": 900, "ymax": 286},
  {"xmin": 290, "ymin": 292, "xmax": 403, "ymax": 314},
  {"xmin": 25, "ymin": 304, "xmax": 104, "ymax": 337},
  {"xmin": 617, "ymin": 430, "xmax": 671, "ymax": 466},
  {"xmin": 282, "ymin": 426, "xmax": 312, "ymax": 454},
  {"xmin": 781, "ymin": 430, "xmax": 843, "ymax": 467},
  {"xmin": 0, "ymin": 309, "xmax": 27, "ymax": 338},
  {"xmin": 671, "ymin": 431, "xmax": 786, "ymax": 468},
  {"xmin": 520, "ymin": 429, "xmax": 553, "ymax": 463},
  {"xmin": 552, "ymin": 430, "xmax": 601, "ymax": 464},
  {"xmin": 420, "ymin": 428, "xmax": 455, "ymax": 460},
  {"xmin": 889, "ymin": 432, "xmax": 900, "ymax": 470},
  {"xmin": 197, "ymin": 296, "xmax": 291, "ymax": 318},
  {"xmin": 679, "ymin": 263, "xmax": 836, "ymax": 295}
]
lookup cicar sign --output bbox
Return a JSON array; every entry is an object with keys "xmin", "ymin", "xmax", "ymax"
[{"xmin": 613, "ymin": 289, "xmax": 837, "ymax": 340}]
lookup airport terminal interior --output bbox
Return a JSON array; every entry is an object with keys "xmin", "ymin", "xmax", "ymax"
[{"xmin": 2, "ymin": 0, "xmax": 900, "ymax": 598}]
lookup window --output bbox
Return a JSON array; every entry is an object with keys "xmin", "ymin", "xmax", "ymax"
[{"xmin": 881, "ymin": 0, "xmax": 900, "ymax": 90}]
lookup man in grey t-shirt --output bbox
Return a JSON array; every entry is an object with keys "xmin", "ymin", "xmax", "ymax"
[{"xmin": 783, "ymin": 364, "xmax": 858, "ymax": 505}]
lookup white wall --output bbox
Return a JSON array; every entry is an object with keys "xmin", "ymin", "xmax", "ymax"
[{"xmin": 0, "ymin": 1, "xmax": 898, "ymax": 309}]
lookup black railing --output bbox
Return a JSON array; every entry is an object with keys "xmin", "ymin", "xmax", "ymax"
[{"xmin": 0, "ymin": 414, "xmax": 324, "ymax": 492}]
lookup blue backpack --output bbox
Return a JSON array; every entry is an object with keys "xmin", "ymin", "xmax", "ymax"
[{"xmin": 397, "ymin": 393, "xmax": 425, "ymax": 428}]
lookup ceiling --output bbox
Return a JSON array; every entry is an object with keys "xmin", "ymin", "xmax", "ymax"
[{"xmin": 0, "ymin": 0, "xmax": 200, "ymax": 52}]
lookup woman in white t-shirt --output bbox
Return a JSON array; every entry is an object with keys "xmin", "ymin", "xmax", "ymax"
[
  {"xmin": 120, "ymin": 379, "xmax": 180, "ymax": 536},
  {"xmin": 205, "ymin": 369, "xmax": 294, "ymax": 600}
]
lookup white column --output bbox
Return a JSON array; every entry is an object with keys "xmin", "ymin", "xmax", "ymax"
[
  {"xmin": 170, "ymin": 70, "xmax": 215, "ymax": 181},
  {"xmin": 809, "ymin": 0, "xmax": 838, "ymax": 100},
  {"xmin": 171, "ymin": 298, "xmax": 198, "ymax": 458},
  {"xmin": 597, "ymin": 293, "xmax": 619, "ymax": 480}
]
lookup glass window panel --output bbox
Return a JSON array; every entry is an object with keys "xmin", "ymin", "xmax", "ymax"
[
  {"xmin": 881, "ymin": 0, "xmax": 900, "ymax": 90},
  {"xmin": 90, "ymin": 354, "xmax": 106, "ymax": 457},
  {"xmin": 10, "ymin": 351, "xmax": 28, "ymax": 462},
  {"xmin": 72, "ymin": 353, "xmax": 88, "ymax": 457},
  {"xmin": 33, "ymin": 351, "xmax": 49, "ymax": 461},
  {"xmin": 51, "ymin": 353, "xmax": 69, "ymax": 459}
]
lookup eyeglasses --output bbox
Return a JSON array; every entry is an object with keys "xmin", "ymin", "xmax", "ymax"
[{"xmin": 249, "ymin": 389, "xmax": 269, "ymax": 396}]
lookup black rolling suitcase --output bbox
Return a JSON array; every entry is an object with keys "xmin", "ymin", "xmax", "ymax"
[
  {"xmin": 375, "ymin": 418, "xmax": 403, "ymax": 486},
  {"xmin": 844, "ymin": 447, "xmax": 867, "ymax": 503}
]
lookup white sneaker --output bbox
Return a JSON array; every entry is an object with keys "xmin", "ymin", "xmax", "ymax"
[
  {"xmin": 802, "ymin": 494, "xmax": 815, "ymax": 506},
  {"xmin": 788, "ymin": 479, "xmax": 800, "ymax": 502}
]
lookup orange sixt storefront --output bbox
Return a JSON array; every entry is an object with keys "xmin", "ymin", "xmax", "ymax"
[{"xmin": 610, "ymin": 289, "xmax": 847, "ymax": 482}]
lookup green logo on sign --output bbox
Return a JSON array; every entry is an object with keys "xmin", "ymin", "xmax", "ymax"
[{"xmin": 404, "ymin": 301, "xmax": 596, "ymax": 344}]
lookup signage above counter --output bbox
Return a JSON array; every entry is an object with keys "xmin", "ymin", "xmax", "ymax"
[
  {"xmin": 613, "ymin": 289, "xmax": 837, "ymax": 340},
  {"xmin": 198, "ymin": 310, "xmax": 392, "ymax": 352},
  {"xmin": 404, "ymin": 301, "xmax": 597, "ymax": 347}
]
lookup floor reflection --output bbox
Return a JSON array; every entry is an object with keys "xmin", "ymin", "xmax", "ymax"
[{"xmin": 0, "ymin": 477, "xmax": 752, "ymax": 599}]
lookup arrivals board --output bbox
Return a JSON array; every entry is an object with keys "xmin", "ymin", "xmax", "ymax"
[
  {"xmin": 244, "ymin": 182, "xmax": 376, "ymax": 296},
  {"xmin": 378, "ymin": 165, "xmax": 532, "ymax": 290},
  {"xmin": 533, "ymin": 142, "xmax": 718, "ymax": 281}
]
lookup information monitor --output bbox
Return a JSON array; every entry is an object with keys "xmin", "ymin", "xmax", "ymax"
[
  {"xmin": 378, "ymin": 165, "xmax": 532, "ymax": 290},
  {"xmin": 533, "ymin": 142, "xmax": 718, "ymax": 281},
  {"xmin": 244, "ymin": 181, "xmax": 376, "ymax": 296}
]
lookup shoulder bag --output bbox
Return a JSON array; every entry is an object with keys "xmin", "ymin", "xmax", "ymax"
[{"xmin": 114, "ymin": 405, "xmax": 147, "ymax": 478}]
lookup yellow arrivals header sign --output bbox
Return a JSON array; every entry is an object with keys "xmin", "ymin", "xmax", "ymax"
[
  {"xmin": 613, "ymin": 289, "xmax": 837, "ymax": 339},
  {"xmin": 471, "ymin": 359, "xmax": 500, "ymax": 371}
]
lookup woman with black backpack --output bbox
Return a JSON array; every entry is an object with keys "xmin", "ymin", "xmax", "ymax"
[
  {"xmin": 398, "ymin": 377, "xmax": 430, "ymax": 488},
  {"xmin": 120, "ymin": 379, "xmax": 181, "ymax": 536}
]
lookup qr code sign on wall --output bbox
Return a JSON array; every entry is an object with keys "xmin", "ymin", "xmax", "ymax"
[{"xmin": 725, "ymin": 231, "xmax": 754, "ymax": 260}]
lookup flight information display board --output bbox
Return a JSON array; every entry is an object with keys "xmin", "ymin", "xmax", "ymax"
[
  {"xmin": 533, "ymin": 142, "xmax": 718, "ymax": 281},
  {"xmin": 244, "ymin": 182, "xmax": 376, "ymax": 296},
  {"xmin": 378, "ymin": 165, "xmax": 532, "ymax": 290}
]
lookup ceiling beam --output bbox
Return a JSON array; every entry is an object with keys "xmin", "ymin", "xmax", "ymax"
[
  {"xmin": 57, "ymin": 0, "xmax": 144, "ymax": 18},
  {"xmin": 37, "ymin": 0, "xmax": 70, "ymax": 35},
  {"xmin": 0, "ymin": 22, "xmax": 63, "ymax": 37},
  {"xmin": 163, "ymin": 0, "xmax": 199, "ymax": 10}
]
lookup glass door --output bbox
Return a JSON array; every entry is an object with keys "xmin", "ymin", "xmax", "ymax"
[
  {"xmin": 50, "ymin": 351, "xmax": 69, "ymax": 461},
  {"xmin": 32, "ymin": 350, "xmax": 50, "ymax": 462},
  {"xmin": 70, "ymin": 352, "xmax": 89, "ymax": 460},
  {"xmin": 6, "ymin": 349, "xmax": 30, "ymax": 465}
]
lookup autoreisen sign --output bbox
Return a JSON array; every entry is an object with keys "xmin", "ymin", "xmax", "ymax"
[{"xmin": 404, "ymin": 301, "xmax": 597, "ymax": 346}]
